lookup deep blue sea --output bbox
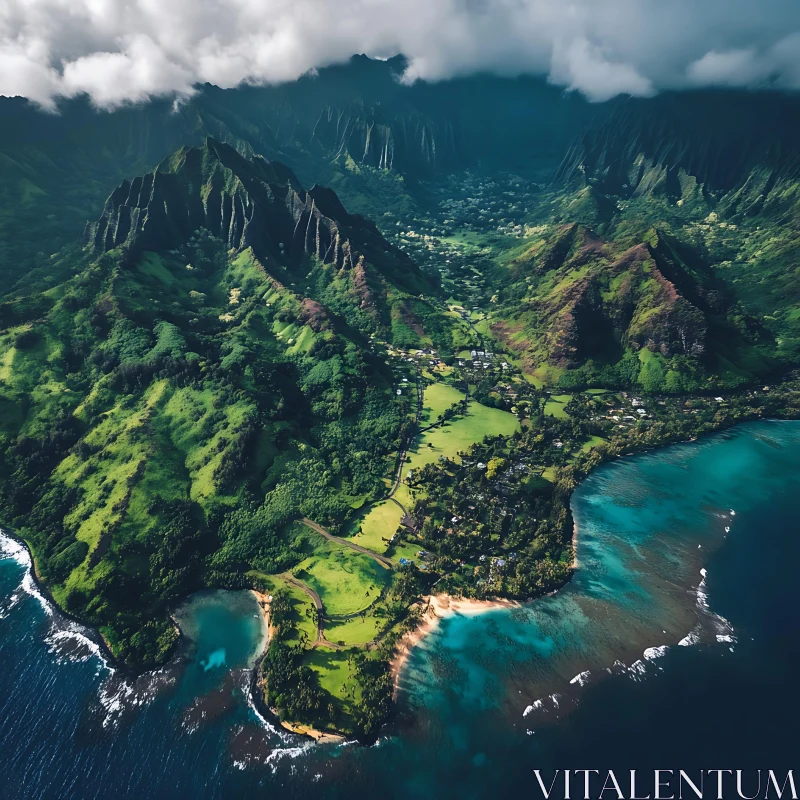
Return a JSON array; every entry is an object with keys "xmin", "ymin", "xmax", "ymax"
[{"xmin": 1, "ymin": 420, "xmax": 799, "ymax": 799}]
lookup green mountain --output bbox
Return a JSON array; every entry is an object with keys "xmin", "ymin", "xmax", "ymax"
[
  {"xmin": 489, "ymin": 222, "xmax": 775, "ymax": 391},
  {"xmin": 0, "ymin": 139, "xmax": 459, "ymax": 668},
  {"xmin": 0, "ymin": 56, "xmax": 596, "ymax": 294}
]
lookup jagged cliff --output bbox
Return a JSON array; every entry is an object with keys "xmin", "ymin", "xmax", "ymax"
[
  {"xmin": 87, "ymin": 137, "xmax": 432, "ymax": 297},
  {"xmin": 555, "ymin": 91, "xmax": 800, "ymax": 201},
  {"xmin": 491, "ymin": 223, "xmax": 739, "ymax": 376},
  {"xmin": 84, "ymin": 138, "xmax": 472, "ymax": 354}
]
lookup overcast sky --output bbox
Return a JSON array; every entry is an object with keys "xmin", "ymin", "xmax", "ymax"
[{"xmin": 2, "ymin": 0, "xmax": 800, "ymax": 109}]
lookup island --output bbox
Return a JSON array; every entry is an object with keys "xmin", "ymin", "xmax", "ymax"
[{"xmin": 0, "ymin": 131, "xmax": 798, "ymax": 741}]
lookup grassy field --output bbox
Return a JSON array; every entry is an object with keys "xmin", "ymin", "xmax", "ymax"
[
  {"xmin": 295, "ymin": 539, "xmax": 391, "ymax": 618},
  {"xmin": 324, "ymin": 615, "xmax": 385, "ymax": 646},
  {"xmin": 393, "ymin": 481, "xmax": 424, "ymax": 509},
  {"xmin": 544, "ymin": 394, "xmax": 572, "ymax": 419},
  {"xmin": 420, "ymin": 383, "xmax": 465, "ymax": 426},
  {"xmin": 304, "ymin": 648, "xmax": 360, "ymax": 720},
  {"xmin": 580, "ymin": 435, "xmax": 607, "ymax": 452},
  {"xmin": 346, "ymin": 500, "xmax": 403, "ymax": 553},
  {"xmin": 402, "ymin": 401, "xmax": 519, "ymax": 480},
  {"xmin": 247, "ymin": 571, "xmax": 317, "ymax": 645},
  {"xmin": 386, "ymin": 539, "xmax": 421, "ymax": 565}
]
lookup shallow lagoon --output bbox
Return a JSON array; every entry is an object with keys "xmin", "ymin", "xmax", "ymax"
[
  {"xmin": 173, "ymin": 589, "xmax": 268, "ymax": 674},
  {"xmin": 1, "ymin": 420, "xmax": 799, "ymax": 798}
]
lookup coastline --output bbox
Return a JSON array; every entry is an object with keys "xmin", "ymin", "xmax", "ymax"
[
  {"xmin": 0, "ymin": 526, "xmax": 119, "ymax": 668},
  {"xmin": 390, "ymin": 593, "xmax": 521, "ymax": 694},
  {"xmin": 572, "ymin": 518, "xmax": 579, "ymax": 569},
  {"xmin": 4, "ymin": 416, "xmax": 798, "ymax": 744},
  {"xmin": 249, "ymin": 592, "xmax": 348, "ymax": 745}
]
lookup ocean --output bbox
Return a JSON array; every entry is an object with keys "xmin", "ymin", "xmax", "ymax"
[{"xmin": 1, "ymin": 420, "xmax": 798, "ymax": 799}]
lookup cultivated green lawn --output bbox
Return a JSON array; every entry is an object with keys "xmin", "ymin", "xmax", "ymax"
[
  {"xmin": 295, "ymin": 540, "xmax": 390, "ymax": 618},
  {"xmin": 544, "ymin": 394, "xmax": 572, "ymax": 419},
  {"xmin": 247, "ymin": 571, "xmax": 317, "ymax": 646},
  {"xmin": 387, "ymin": 540, "xmax": 420, "ymax": 565},
  {"xmin": 393, "ymin": 481, "xmax": 424, "ymax": 509},
  {"xmin": 346, "ymin": 500, "xmax": 403, "ymax": 553},
  {"xmin": 420, "ymin": 382, "xmax": 465, "ymax": 426},
  {"xmin": 403, "ymin": 401, "xmax": 519, "ymax": 480},
  {"xmin": 325, "ymin": 615, "xmax": 385, "ymax": 646},
  {"xmin": 580, "ymin": 435, "xmax": 607, "ymax": 452},
  {"xmin": 304, "ymin": 648, "xmax": 361, "ymax": 722}
]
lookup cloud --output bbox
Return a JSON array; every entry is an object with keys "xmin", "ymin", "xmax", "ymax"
[
  {"xmin": 1, "ymin": 0, "xmax": 799, "ymax": 108},
  {"xmin": 550, "ymin": 37, "xmax": 654, "ymax": 102}
]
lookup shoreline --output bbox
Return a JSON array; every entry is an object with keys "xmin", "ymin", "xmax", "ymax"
[
  {"xmin": 249, "ymin": 591, "xmax": 348, "ymax": 745},
  {"xmin": 0, "ymin": 534, "xmax": 348, "ymax": 747},
  {"xmin": 0, "ymin": 526, "xmax": 120, "ymax": 669},
  {"xmin": 390, "ymin": 593, "xmax": 521, "ymax": 694},
  {"xmin": 3, "ymin": 417, "xmax": 798, "ymax": 743},
  {"xmin": 572, "ymin": 518, "xmax": 579, "ymax": 569}
]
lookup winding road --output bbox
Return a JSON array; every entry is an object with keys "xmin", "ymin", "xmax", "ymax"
[
  {"xmin": 387, "ymin": 363, "xmax": 424, "ymax": 513},
  {"xmin": 300, "ymin": 517, "xmax": 394, "ymax": 569},
  {"xmin": 289, "ymin": 358, "xmax": 425, "ymax": 649}
]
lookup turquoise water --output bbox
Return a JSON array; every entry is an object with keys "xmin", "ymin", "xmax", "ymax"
[
  {"xmin": 174, "ymin": 589, "xmax": 268, "ymax": 674},
  {"xmin": 1, "ymin": 420, "xmax": 799, "ymax": 798}
]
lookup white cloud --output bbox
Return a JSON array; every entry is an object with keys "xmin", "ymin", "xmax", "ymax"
[
  {"xmin": 550, "ymin": 37, "xmax": 654, "ymax": 102},
  {"xmin": 0, "ymin": 0, "xmax": 799, "ymax": 108}
]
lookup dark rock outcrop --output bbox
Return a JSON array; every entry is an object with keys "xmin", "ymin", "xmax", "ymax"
[{"xmin": 86, "ymin": 138, "xmax": 431, "ymax": 296}]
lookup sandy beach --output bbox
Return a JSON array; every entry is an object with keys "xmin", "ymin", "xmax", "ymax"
[
  {"xmin": 390, "ymin": 593, "xmax": 520, "ymax": 693},
  {"xmin": 252, "ymin": 590, "xmax": 347, "ymax": 744},
  {"xmin": 572, "ymin": 519, "xmax": 579, "ymax": 568},
  {"xmin": 278, "ymin": 719, "xmax": 347, "ymax": 745},
  {"xmin": 252, "ymin": 591, "xmax": 274, "ymax": 642}
]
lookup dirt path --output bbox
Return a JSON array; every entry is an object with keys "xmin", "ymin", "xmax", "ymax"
[
  {"xmin": 388, "ymin": 365, "xmax": 423, "ymax": 501},
  {"xmin": 282, "ymin": 574, "xmax": 326, "ymax": 645},
  {"xmin": 300, "ymin": 518, "xmax": 394, "ymax": 569}
]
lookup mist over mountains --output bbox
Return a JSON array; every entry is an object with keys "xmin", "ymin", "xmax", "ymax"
[{"xmin": 3, "ymin": 0, "xmax": 800, "ymax": 108}]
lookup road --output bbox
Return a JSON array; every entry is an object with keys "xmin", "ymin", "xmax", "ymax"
[
  {"xmin": 300, "ymin": 517, "xmax": 394, "ymax": 569},
  {"xmin": 387, "ymin": 363, "xmax": 424, "ymax": 507},
  {"xmin": 290, "ymin": 359, "xmax": 423, "ymax": 650}
]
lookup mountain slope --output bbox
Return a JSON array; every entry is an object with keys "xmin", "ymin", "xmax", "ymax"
[
  {"xmin": 85, "ymin": 138, "xmax": 471, "ymax": 353},
  {"xmin": 547, "ymin": 92, "xmax": 800, "ymax": 367},
  {"xmin": 0, "ymin": 59, "xmax": 595, "ymax": 294},
  {"xmin": 490, "ymin": 223, "xmax": 775, "ymax": 390},
  {"xmin": 0, "ymin": 141, "xmax": 468, "ymax": 668}
]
